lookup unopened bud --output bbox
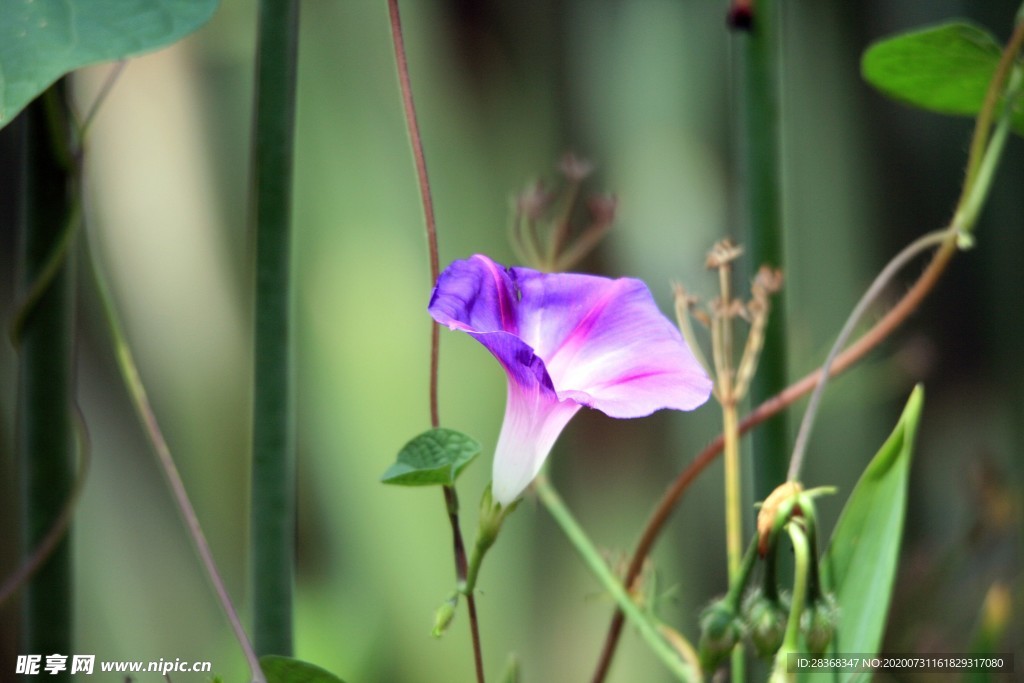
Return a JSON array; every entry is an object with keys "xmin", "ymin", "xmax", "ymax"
[
  {"xmin": 802, "ymin": 594, "xmax": 839, "ymax": 654},
  {"xmin": 432, "ymin": 592, "xmax": 459, "ymax": 638},
  {"xmin": 757, "ymin": 482, "xmax": 803, "ymax": 556},
  {"xmin": 699, "ymin": 600, "xmax": 742, "ymax": 672},
  {"xmin": 743, "ymin": 590, "xmax": 787, "ymax": 658}
]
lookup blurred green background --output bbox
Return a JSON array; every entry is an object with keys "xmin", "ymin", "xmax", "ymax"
[{"xmin": 1, "ymin": 0, "xmax": 1020, "ymax": 681}]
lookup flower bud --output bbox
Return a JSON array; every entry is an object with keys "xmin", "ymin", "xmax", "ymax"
[
  {"xmin": 431, "ymin": 592, "xmax": 459, "ymax": 638},
  {"xmin": 699, "ymin": 600, "xmax": 742, "ymax": 672},
  {"xmin": 477, "ymin": 485, "xmax": 517, "ymax": 551},
  {"xmin": 802, "ymin": 594, "xmax": 839, "ymax": 654},
  {"xmin": 743, "ymin": 590, "xmax": 787, "ymax": 658}
]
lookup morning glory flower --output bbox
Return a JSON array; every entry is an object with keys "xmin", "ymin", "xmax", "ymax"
[{"xmin": 428, "ymin": 254, "xmax": 713, "ymax": 505}]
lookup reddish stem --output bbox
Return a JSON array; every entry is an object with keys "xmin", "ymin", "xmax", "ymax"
[
  {"xmin": 591, "ymin": 238, "xmax": 958, "ymax": 682},
  {"xmin": 387, "ymin": 2, "xmax": 485, "ymax": 682}
]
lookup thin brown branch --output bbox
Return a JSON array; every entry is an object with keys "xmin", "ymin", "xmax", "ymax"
[
  {"xmin": 90, "ymin": 245, "xmax": 265, "ymax": 683},
  {"xmin": 387, "ymin": 3, "xmax": 485, "ymax": 682},
  {"xmin": 593, "ymin": 12, "xmax": 1024, "ymax": 681},
  {"xmin": 591, "ymin": 236, "xmax": 958, "ymax": 683},
  {"xmin": 0, "ymin": 409, "xmax": 89, "ymax": 605},
  {"xmin": 386, "ymin": 0, "xmax": 441, "ymax": 428}
]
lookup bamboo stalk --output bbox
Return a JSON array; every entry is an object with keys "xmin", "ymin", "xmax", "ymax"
[{"xmin": 249, "ymin": 0, "xmax": 301, "ymax": 656}]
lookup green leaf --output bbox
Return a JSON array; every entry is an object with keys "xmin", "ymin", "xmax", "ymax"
[
  {"xmin": 0, "ymin": 0, "xmax": 220, "ymax": 128},
  {"xmin": 862, "ymin": 22, "xmax": 1004, "ymax": 118},
  {"xmin": 260, "ymin": 655, "xmax": 347, "ymax": 683},
  {"xmin": 817, "ymin": 385, "xmax": 924, "ymax": 672},
  {"xmin": 381, "ymin": 428, "xmax": 481, "ymax": 487}
]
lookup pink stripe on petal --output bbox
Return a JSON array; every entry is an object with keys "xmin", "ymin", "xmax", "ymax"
[
  {"xmin": 474, "ymin": 254, "xmax": 519, "ymax": 335},
  {"xmin": 542, "ymin": 278, "xmax": 628, "ymax": 379},
  {"xmin": 429, "ymin": 254, "xmax": 713, "ymax": 504}
]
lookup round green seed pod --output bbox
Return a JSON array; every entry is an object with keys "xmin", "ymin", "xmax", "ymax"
[
  {"xmin": 698, "ymin": 600, "xmax": 742, "ymax": 673},
  {"xmin": 802, "ymin": 594, "xmax": 839, "ymax": 654},
  {"xmin": 743, "ymin": 590, "xmax": 787, "ymax": 658}
]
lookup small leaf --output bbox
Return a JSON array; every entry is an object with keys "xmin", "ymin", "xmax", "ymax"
[
  {"xmin": 260, "ymin": 656, "xmax": 347, "ymax": 683},
  {"xmin": 817, "ymin": 385, "xmax": 924, "ymax": 673},
  {"xmin": 0, "ymin": 0, "xmax": 220, "ymax": 128},
  {"xmin": 862, "ymin": 22, "xmax": 1003, "ymax": 117},
  {"xmin": 381, "ymin": 428, "xmax": 481, "ymax": 486}
]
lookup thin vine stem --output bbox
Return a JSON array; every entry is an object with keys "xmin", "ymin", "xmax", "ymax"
[
  {"xmin": 0, "ymin": 409, "xmax": 88, "ymax": 606},
  {"xmin": 960, "ymin": 14, "xmax": 1024, "ymax": 196},
  {"xmin": 788, "ymin": 18, "xmax": 1024, "ymax": 482},
  {"xmin": 535, "ymin": 476, "xmax": 694, "ymax": 682},
  {"xmin": 386, "ymin": 0, "xmax": 441, "ymax": 426},
  {"xmin": 25, "ymin": 53, "xmax": 266, "ymax": 683},
  {"xmin": 87, "ymin": 240, "xmax": 266, "ymax": 683},
  {"xmin": 593, "ymin": 25, "xmax": 1024, "ymax": 679},
  {"xmin": 591, "ymin": 221, "xmax": 959, "ymax": 683},
  {"xmin": 786, "ymin": 229, "xmax": 948, "ymax": 480},
  {"xmin": 386, "ymin": 2, "xmax": 485, "ymax": 681},
  {"xmin": 79, "ymin": 61, "xmax": 128, "ymax": 139}
]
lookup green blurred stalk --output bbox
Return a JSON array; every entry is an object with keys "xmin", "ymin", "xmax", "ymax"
[
  {"xmin": 250, "ymin": 0, "xmax": 300, "ymax": 656},
  {"xmin": 16, "ymin": 84, "xmax": 76, "ymax": 681},
  {"xmin": 534, "ymin": 476, "xmax": 695, "ymax": 682},
  {"xmin": 734, "ymin": 0, "xmax": 789, "ymax": 502}
]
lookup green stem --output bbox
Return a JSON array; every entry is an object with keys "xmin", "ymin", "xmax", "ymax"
[
  {"xmin": 15, "ymin": 83, "xmax": 76, "ymax": 683},
  {"xmin": 960, "ymin": 12, "xmax": 1024, "ymax": 198},
  {"xmin": 787, "ymin": 59, "xmax": 1024, "ymax": 483},
  {"xmin": 250, "ymin": 0, "xmax": 300, "ymax": 656},
  {"xmin": 87, "ymin": 240, "xmax": 265, "ymax": 683},
  {"xmin": 534, "ymin": 476, "xmax": 695, "ymax": 682},
  {"xmin": 723, "ymin": 536, "xmax": 760, "ymax": 610},
  {"xmin": 734, "ymin": 0, "xmax": 789, "ymax": 503},
  {"xmin": 769, "ymin": 522, "xmax": 810, "ymax": 683},
  {"xmin": 722, "ymin": 402, "xmax": 743, "ymax": 584},
  {"xmin": 598, "ymin": 20, "xmax": 1024, "ymax": 678},
  {"xmin": 955, "ymin": 66, "xmax": 1022, "ymax": 235}
]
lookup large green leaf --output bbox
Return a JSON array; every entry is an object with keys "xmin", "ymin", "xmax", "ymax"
[
  {"xmin": 861, "ymin": 22, "xmax": 1024, "ymax": 133},
  {"xmin": 0, "ymin": 0, "xmax": 219, "ymax": 127},
  {"xmin": 818, "ymin": 385, "xmax": 924, "ymax": 670},
  {"xmin": 380, "ymin": 428, "xmax": 481, "ymax": 487},
  {"xmin": 260, "ymin": 656, "xmax": 347, "ymax": 683}
]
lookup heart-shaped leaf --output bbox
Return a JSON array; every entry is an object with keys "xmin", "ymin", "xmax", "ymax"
[
  {"xmin": 260, "ymin": 655, "xmax": 347, "ymax": 683},
  {"xmin": 862, "ymin": 22, "xmax": 1024, "ymax": 134},
  {"xmin": 0, "ymin": 0, "xmax": 219, "ymax": 128},
  {"xmin": 381, "ymin": 428, "xmax": 481, "ymax": 487}
]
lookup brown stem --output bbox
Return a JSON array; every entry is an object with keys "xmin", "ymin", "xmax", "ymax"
[
  {"xmin": 386, "ymin": 0, "xmax": 441, "ymax": 426},
  {"xmin": 387, "ymin": 2, "xmax": 485, "ymax": 681},
  {"xmin": 961, "ymin": 18, "xmax": 1024, "ymax": 199},
  {"xmin": 591, "ymin": 237, "xmax": 958, "ymax": 683},
  {"xmin": 593, "ymin": 13, "xmax": 1024, "ymax": 681}
]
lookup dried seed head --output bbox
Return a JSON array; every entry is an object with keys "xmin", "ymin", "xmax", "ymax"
[
  {"xmin": 587, "ymin": 193, "xmax": 617, "ymax": 226},
  {"xmin": 753, "ymin": 265, "xmax": 784, "ymax": 297},
  {"xmin": 706, "ymin": 239, "xmax": 743, "ymax": 269},
  {"xmin": 516, "ymin": 181, "xmax": 551, "ymax": 220},
  {"xmin": 558, "ymin": 152, "xmax": 594, "ymax": 182}
]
